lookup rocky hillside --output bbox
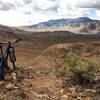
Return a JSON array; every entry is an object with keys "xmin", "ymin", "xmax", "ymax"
[
  {"xmin": 0, "ymin": 23, "xmax": 100, "ymax": 100},
  {"xmin": 26, "ymin": 17, "xmax": 100, "ymax": 34},
  {"xmin": 0, "ymin": 24, "xmax": 30, "ymax": 42}
]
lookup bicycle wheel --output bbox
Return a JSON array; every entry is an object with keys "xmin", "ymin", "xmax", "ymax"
[{"xmin": 9, "ymin": 47, "xmax": 16, "ymax": 70}]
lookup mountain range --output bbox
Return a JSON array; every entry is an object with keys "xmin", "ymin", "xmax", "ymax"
[
  {"xmin": 23, "ymin": 17, "xmax": 100, "ymax": 34},
  {"xmin": 0, "ymin": 17, "xmax": 100, "ymax": 35}
]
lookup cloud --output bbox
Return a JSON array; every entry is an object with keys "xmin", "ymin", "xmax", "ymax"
[
  {"xmin": 0, "ymin": 0, "xmax": 99, "ymax": 26},
  {"xmin": 32, "ymin": 0, "xmax": 58, "ymax": 11},
  {"xmin": 76, "ymin": 0, "xmax": 100, "ymax": 19},
  {"xmin": 96, "ymin": 10, "xmax": 100, "ymax": 18},
  {"xmin": 0, "ymin": 1, "xmax": 15, "ymax": 11},
  {"xmin": 77, "ymin": 0, "xmax": 100, "ymax": 9},
  {"xmin": 23, "ymin": 0, "xmax": 32, "ymax": 4}
]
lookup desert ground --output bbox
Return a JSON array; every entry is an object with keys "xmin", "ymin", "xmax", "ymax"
[{"xmin": 0, "ymin": 30, "xmax": 100, "ymax": 100}]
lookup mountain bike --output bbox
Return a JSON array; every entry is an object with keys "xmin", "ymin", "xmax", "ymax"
[{"xmin": 0, "ymin": 39, "xmax": 21, "ymax": 80}]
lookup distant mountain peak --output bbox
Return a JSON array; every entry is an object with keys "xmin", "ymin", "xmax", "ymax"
[{"xmin": 26, "ymin": 17, "xmax": 100, "ymax": 34}]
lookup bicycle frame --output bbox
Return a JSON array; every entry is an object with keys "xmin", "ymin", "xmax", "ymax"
[
  {"xmin": 0, "ymin": 39, "xmax": 21, "ymax": 80},
  {"xmin": 5, "ymin": 41, "xmax": 16, "ymax": 70},
  {"xmin": 0, "ymin": 39, "xmax": 21, "ymax": 70},
  {"xmin": 0, "ymin": 45, "xmax": 4, "ymax": 58}
]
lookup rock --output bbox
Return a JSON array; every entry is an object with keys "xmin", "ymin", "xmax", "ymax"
[
  {"xmin": 67, "ymin": 93, "xmax": 71, "ymax": 96},
  {"xmin": 56, "ymin": 79, "xmax": 62, "ymax": 87},
  {"xmin": 60, "ymin": 89, "xmax": 64, "ymax": 95},
  {"xmin": 0, "ymin": 94, "xmax": 6, "ymax": 99},
  {"xmin": 71, "ymin": 93, "xmax": 78, "ymax": 98},
  {"xmin": 60, "ymin": 95, "xmax": 68, "ymax": 100},
  {"xmin": 0, "ymin": 81, "xmax": 5, "ymax": 86},
  {"xmin": 76, "ymin": 85, "xmax": 82, "ymax": 92},
  {"xmin": 68, "ymin": 87, "xmax": 76, "ymax": 93},
  {"xmin": 77, "ymin": 96, "xmax": 82, "ymax": 100},
  {"xmin": 85, "ymin": 89, "xmax": 96, "ymax": 97},
  {"xmin": 5, "ymin": 83, "xmax": 17, "ymax": 90},
  {"xmin": 36, "ymin": 71, "xmax": 41, "ymax": 74},
  {"xmin": 79, "ymin": 92, "xmax": 87, "ymax": 97},
  {"xmin": 5, "ymin": 74, "xmax": 12, "ymax": 80},
  {"xmin": 95, "ymin": 75, "xmax": 100, "ymax": 81},
  {"xmin": 11, "ymin": 72, "xmax": 17, "ymax": 80},
  {"xmin": 30, "ymin": 91, "xmax": 50, "ymax": 99}
]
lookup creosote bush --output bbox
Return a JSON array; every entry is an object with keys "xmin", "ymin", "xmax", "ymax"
[{"xmin": 56, "ymin": 51, "xmax": 99, "ymax": 85}]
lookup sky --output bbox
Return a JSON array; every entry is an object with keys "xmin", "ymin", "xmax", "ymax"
[{"xmin": 0, "ymin": 0, "xmax": 100, "ymax": 26}]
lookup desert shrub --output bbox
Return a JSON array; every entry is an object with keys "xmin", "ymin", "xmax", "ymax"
[
  {"xmin": 96, "ymin": 88, "xmax": 100, "ymax": 94},
  {"xmin": 56, "ymin": 51, "xmax": 99, "ymax": 85}
]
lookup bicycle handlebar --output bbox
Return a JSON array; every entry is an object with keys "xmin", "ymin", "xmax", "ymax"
[{"xmin": 0, "ymin": 39, "xmax": 22, "ymax": 45}]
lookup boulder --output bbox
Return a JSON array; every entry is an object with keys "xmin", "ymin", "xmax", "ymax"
[
  {"xmin": 85, "ymin": 89, "xmax": 96, "ymax": 97},
  {"xmin": 5, "ymin": 83, "xmax": 17, "ymax": 90},
  {"xmin": 60, "ymin": 95, "xmax": 68, "ymax": 100},
  {"xmin": 11, "ymin": 72, "xmax": 17, "ymax": 80}
]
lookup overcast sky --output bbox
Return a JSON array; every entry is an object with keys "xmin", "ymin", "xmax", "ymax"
[{"xmin": 0, "ymin": 0, "xmax": 100, "ymax": 26}]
